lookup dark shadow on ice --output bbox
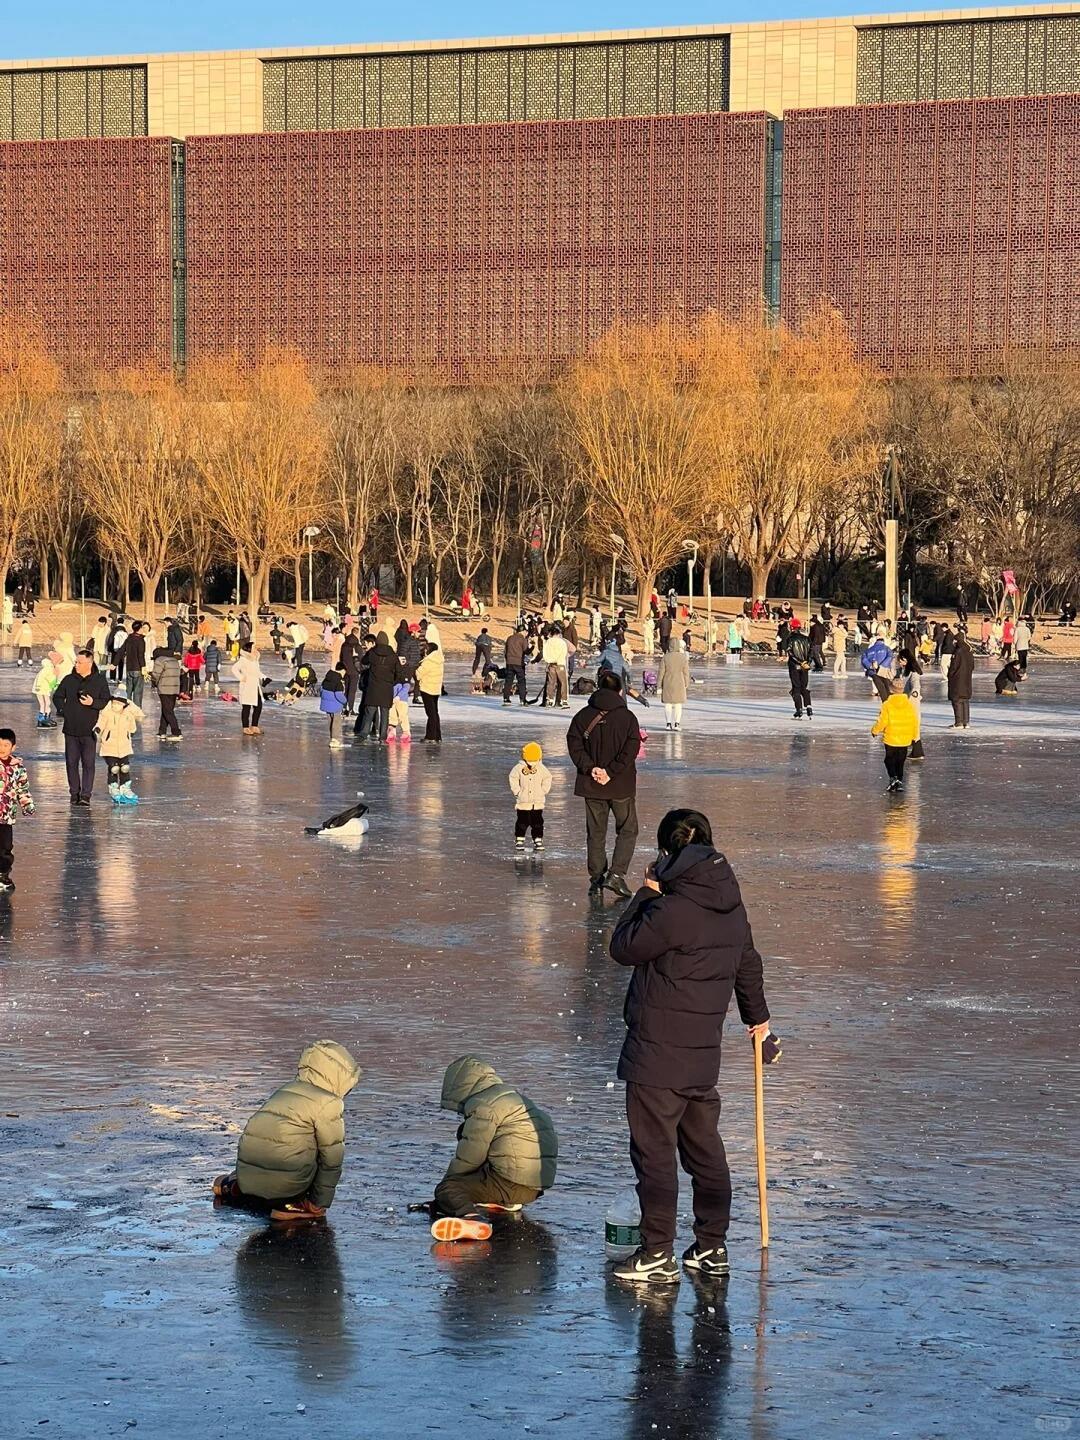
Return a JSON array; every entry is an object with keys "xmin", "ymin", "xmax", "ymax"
[
  {"xmin": 433, "ymin": 1215, "xmax": 558, "ymax": 1346},
  {"xmin": 234, "ymin": 1223, "xmax": 354, "ymax": 1382},
  {"xmin": 607, "ymin": 1272, "xmax": 738, "ymax": 1440}
]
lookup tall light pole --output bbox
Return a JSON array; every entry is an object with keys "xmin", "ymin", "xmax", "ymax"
[
  {"xmin": 304, "ymin": 526, "xmax": 321, "ymax": 606},
  {"xmin": 883, "ymin": 446, "xmax": 901, "ymax": 625},
  {"xmin": 682, "ymin": 540, "xmax": 699, "ymax": 619},
  {"xmin": 609, "ymin": 532, "xmax": 624, "ymax": 619}
]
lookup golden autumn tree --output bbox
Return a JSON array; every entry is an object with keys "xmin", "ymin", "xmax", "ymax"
[
  {"xmin": 80, "ymin": 367, "xmax": 190, "ymax": 621},
  {"xmin": 189, "ymin": 351, "xmax": 325, "ymax": 623},
  {"xmin": 0, "ymin": 316, "xmax": 63, "ymax": 602},
  {"xmin": 702, "ymin": 306, "xmax": 880, "ymax": 601},
  {"xmin": 560, "ymin": 321, "xmax": 712, "ymax": 619}
]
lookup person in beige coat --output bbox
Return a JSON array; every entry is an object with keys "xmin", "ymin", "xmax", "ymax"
[
  {"xmin": 416, "ymin": 642, "xmax": 444, "ymax": 743},
  {"xmin": 95, "ymin": 695, "xmax": 145, "ymax": 805},
  {"xmin": 657, "ymin": 642, "xmax": 690, "ymax": 730}
]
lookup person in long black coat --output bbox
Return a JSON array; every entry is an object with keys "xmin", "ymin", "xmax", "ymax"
[
  {"xmin": 608, "ymin": 808, "xmax": 776, "ymax": 1284},
  {"xmin": 947, "ymin": 633, "xmax": 975, "ymax": 728},
  {"xmin": 356, "ymin": 633, "xmax": 402, "ymax": 743}
]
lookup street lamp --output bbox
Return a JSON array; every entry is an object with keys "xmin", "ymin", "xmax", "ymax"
[
  {"xmin": 303, "ymin": 527, "xmax": 321, "ymax": 606},
  {"xmin": 682, "ymin": 540, "xmax": 699, "ymax": 618},
  {"xmin": 609, "ymin": 532, "xmax": 624, "ymax": 619}
]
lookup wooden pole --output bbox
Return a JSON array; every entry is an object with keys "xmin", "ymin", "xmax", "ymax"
[{"xmin": 754, "ymin": 1029, "xmax": 770, "ymax": 1249}]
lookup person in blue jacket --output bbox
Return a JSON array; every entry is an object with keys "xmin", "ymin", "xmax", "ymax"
[{"xmin": 320, "ymin": 662, "xmax": 348, "ymax": 749}]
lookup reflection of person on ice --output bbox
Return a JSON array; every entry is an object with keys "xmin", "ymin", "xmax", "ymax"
[
  {"xmin": 608, "ymin": 808, "xmax": 779, "ymax": 1285},
  {"xmin": 428, "ymin": 1056, "xmax": 558, "ymax": 1244},
  {"xmin": 213, "ymin": 1042, "xmax": 361, "ymax": 1223}
]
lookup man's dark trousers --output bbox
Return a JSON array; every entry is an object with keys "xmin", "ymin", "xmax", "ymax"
[
  {"xmin": 503, "ymin": 665, "xmax": 526, "ymax": 702},
  {"xmin": 626, "ymin": 1082, "xmax": 731, "ymax": 1252},
  {"xmin": 584, "ymin": 796, "xmax": 638, "ymax": 881},
  {"xmin": 65, "ymin": 733, "xmax": 97, "ymax": 799},
  {"xmin": 788, "ymin": 663, "xmax": 811, "ymax": 715}
]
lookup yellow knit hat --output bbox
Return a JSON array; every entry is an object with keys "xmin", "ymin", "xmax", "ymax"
[{"xmin": 522, "ymin": 742, "xmax": 543, "ymax": 764}]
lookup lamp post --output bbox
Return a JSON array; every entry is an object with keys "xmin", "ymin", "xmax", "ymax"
[
  {"xmin": 883, "ymin": 445, "xmax": 901, "ymax": 625},
  {"xmin": 609, "ymin": 532, "xmax": 624, "ymax": 620},
  {"xmin": 303, "ymin": 526, "xmax": 321, "ymax": 606},
  {"xmin": 682, "ymin": 540, "xmax": 699, "ymax": 619}
]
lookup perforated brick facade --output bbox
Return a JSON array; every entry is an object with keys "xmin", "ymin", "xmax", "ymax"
[
  {"xmin": 0, "ymin": 65, "xmax": 147, "ymax": 141},
  {"xmin": 0, "ymin": 137, "xmax": 175, "ymax": 374},
  {"xmin": 185, "ymin": 113, "xmax": 768, "ymax": 379},
  {"xmin": 780, "ymin": 94, "xmax": 1080, "ymax": 374}
]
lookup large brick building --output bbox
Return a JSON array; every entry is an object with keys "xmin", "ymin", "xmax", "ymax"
[{"xmin": 1, "ymin": 6, "xmax": 1078, "ymax": 376}]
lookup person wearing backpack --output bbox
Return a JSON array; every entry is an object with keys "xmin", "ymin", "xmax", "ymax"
[{"xmin": 786, "ymin": 620, "xmax": 813, "ymax": 719}]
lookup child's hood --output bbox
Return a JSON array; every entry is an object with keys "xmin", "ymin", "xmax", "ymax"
[
  {"xmin": 441, "ymin": 1054, "xmax": 501, "ymax": 1111},
  {"xmin": 297, "ymin": 1040, "xmax": 362, "ymax": 1098}
]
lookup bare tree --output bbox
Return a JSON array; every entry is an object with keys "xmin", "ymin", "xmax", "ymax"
[
  {"xmin": 189, "ymin": 351, "xmax": 325, "ymax": 631},
  {"xmin": 322, "ymin": 369, "xmax": 400, "ymax": 611},
  {"xmin": 703, "ymin": 307, "xmax": 879, "ymax": 601},
  {"xmin": 0, "ymin": 318, "xmax": 62, "ymax": 603},
  {"xmin": 389, "ymin": 385, "xmax": 452, "ymax": 609},
  {"xmin": 561, "ymin": 322, "xmax": 710, "ymax": 618},
  {"xmin": 439, "ymin": 396, "xmax": 489, "ymax": 600},
  {"xmin": 34, "ymin": 407, "xmax": 88, "ymax": 602},
  {"xmin": 80, "ymin": 368, "xmax": 189, "ymax": 621},
  {"xmin": 935, "ymin": 360, "xmax": 1080, "ymax": 614},
  {"xmin": 502, "ymin": 389, "xmax": 581, "ymax": 610}
]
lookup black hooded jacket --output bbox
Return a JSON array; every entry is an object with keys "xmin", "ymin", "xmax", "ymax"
[
  {"xmin": 610, "ymin": 844, "xmax": 770, "ymax": 1089},
  {"xmin": 566, "ymin": 687, "xmax": 641, "ymax": 800},
  {"xmin": 361, "ymin": 636, "xmax": 403, "ymax": 708}
]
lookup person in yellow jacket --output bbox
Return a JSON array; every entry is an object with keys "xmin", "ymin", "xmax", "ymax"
[{"xmin": 871, "ymin": 678, "xmax": 920, "ymax": 793}]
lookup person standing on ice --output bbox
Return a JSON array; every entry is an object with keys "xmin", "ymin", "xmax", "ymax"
[
  {"xmin": 608, "ymin": 807, "xmax": 779, "ymax": 1285},
  {"xmin": 566, "ymin": 670, "xmax": 641, "ymax": 899}
]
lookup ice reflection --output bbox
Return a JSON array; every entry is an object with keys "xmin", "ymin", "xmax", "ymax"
[
  {"xmin": 609, "ymin": 1273, "xmax": 738, "ymax": 1440},
  {"xmin": 434, "ymin": 1216, "xmax": 558, "ymax": 1345},
  {"xmin": 234, "ymin": 1223, "xmax": 354, "ymax": 1382},
  {"xmin": 878, "ymin": 791, "xmax": 921, "ymax": 921}
]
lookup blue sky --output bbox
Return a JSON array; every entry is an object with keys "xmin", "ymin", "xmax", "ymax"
[{"xmin": 5, "ymin": 0, "xmax": 1008, "ymax": 60}]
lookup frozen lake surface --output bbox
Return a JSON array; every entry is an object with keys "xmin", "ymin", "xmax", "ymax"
[{"xmin": 1, "ymin": 654, "xmax": 1078, "ymax": 1438}]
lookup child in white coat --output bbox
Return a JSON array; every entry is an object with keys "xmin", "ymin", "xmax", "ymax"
[
  {"xmin": 509, "ymin": 741, "xmax": 552, "ymax": 853},
  {"xmin": 96, "ymin": 695, "xmax": 145, "ymax": 805}
]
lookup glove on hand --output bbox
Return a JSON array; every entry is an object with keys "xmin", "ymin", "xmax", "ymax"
[{"xmin": 752, "ymin": 1030, "xmax": 783, "ymax": 1066}]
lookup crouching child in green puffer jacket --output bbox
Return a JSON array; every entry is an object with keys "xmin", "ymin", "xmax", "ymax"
[
  {"xmin": 213, "ymin": 1041, "xmax": 361, "ymax": 1223},
  {"xmin": 429, "ymin": 1055, "xmax": 558, "ymax": 1243}
]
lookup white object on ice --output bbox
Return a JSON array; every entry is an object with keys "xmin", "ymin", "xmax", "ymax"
[
  {"xmin": 318, "ymin": 815, "xmax": 369, "ymax": 838},
  {"xmin": 605, "ymin": 1191, "xmax": 642, "ymax": 1258}
]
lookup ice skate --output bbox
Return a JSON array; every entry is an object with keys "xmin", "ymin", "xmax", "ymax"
[
  {"xmin": 0, "ymin": 873, "xmax": 13, "ymax": 892},
  {"xmin": 533, "ymin": 838, "xmax": 544, "ymax": 852},
  {"xmin": 119, "ymin": 784, "xmax": 139, "ymax": 805},
  {"xmin": 109, "ymin": 782, "xmax": 122, "ymax": 805},
  {"xmin": 514, "ymin": 837, "xmax": 526, "ymax": 854},
  {"xmin": 430, "ymin": 1214, "xmax": 493, "ymax": 1243}
]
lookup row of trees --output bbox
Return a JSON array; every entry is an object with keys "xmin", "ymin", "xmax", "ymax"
[{"xmin": 2, "ymin": 311, "xmax": 1078, "ymax": 623}]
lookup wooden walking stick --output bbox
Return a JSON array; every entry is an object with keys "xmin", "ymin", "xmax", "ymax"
[{"xmin": 753, "ymin": 1028, "xmax": 770, "ymax": 1249}]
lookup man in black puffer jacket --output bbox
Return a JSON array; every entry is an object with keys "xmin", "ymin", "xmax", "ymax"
[
  {"xmin": 356, "ymin": 632, "xmax": 402, "ymax": 743},
  {"xmin": 566, "ymin": 672, "xmax": 641, "ymax": 898},
  {"xmin": 609, "ymin": 807, "xmax": 775, "ymax": 1284}
]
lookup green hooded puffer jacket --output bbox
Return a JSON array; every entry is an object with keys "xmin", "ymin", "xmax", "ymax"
[
  {"xmin": 236, "ymin": 1041, "xmax": 361, "ymax": 1208},
  {"xmin": 440, "ymin": 1055, "xmax": 558, "ymax": 1191}
]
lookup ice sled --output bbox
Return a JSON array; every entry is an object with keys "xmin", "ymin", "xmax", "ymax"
[{"xmin": 305, "ymin": 794, "xmax": 369, "ymax": 839}]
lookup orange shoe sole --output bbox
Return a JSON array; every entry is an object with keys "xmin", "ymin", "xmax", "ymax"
[
  {"xmin": 430, "ymin": 1216, "xmax": 493, "ymax": 1243},
  {"xmin": 476, "ymin": 1203, "xmax": 523, "ymax": 1214},
  {"xmin": 270, "ymin": 1205, "xmax": 323, "ymax": 1223}
]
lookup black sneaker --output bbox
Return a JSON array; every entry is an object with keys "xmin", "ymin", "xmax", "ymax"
[
  {"xmin": 77, "ymin": 795, "xmax": 91, "ymax": 807},
  {"xmin": 0, "ymin": 873, "xmax": 13, "ymax": 892},
  {"xmin": 682, "ymin": 1243, "xmax": 730, "ymax": 1276},
  {"xmin": 604, "ymin": 873, "xmax": 633, "ymax": 899},
  {"xmin": 612, "ymin": 1247, "xmax": 680, "ymax": 1285},
  {"xmin": 806, "ymin": 708, "xmax": 814, "ymax": 718}
]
